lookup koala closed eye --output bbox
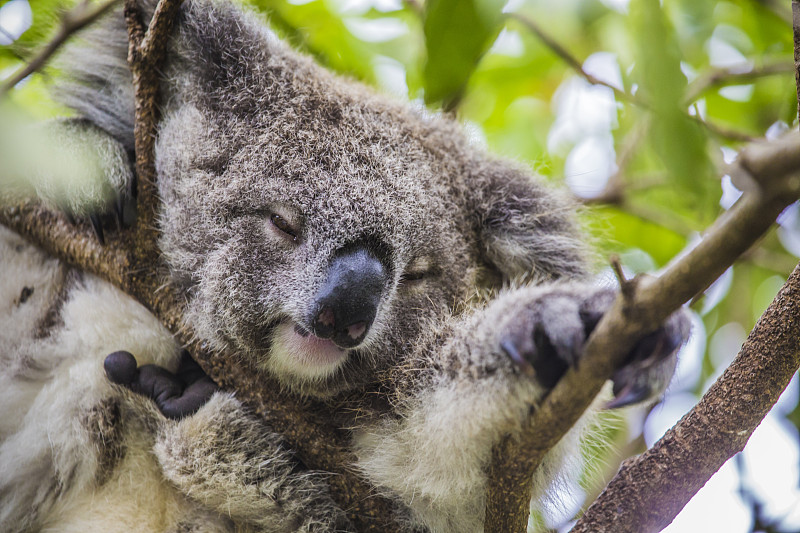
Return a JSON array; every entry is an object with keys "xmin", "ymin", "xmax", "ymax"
[
  {"xmin": 270, "ymin": 213, "xmax": 300, "ymax": 243},
  {"xmin": 399, "ymin": 256, "xmax": 437, "ymax": 286}
]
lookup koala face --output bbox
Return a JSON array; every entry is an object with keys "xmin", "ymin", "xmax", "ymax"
[{"xmin": 156, "ymin": 99, "xmax": 480, "ymax": 396}]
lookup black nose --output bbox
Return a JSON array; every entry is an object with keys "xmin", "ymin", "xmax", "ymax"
[{"xmin": 308, "ymin": 247, "xmax": 386, "ymax": 348}]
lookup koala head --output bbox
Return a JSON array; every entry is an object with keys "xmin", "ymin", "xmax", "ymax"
[{"xmin": 60, "ymin": 0, "xmax": 587, "ymax": 397}]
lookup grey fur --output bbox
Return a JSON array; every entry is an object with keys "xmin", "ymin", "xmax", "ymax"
[{"xmin": 0, "ymin": 1, "xmax": 689, "ymax": 532}]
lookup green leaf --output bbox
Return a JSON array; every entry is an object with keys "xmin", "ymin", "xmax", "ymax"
[
  {"xmin": 630, "ymin": 0, "xmax": 717, "ymax": 213},
  {"xmin": 422, "ymin": 0, "xmax": 505, "ymax": 108}
]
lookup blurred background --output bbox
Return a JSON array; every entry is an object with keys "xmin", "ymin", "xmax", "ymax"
[{"xmin": 1, "ymin": 0, "xmax": 798, "ymax": 530}]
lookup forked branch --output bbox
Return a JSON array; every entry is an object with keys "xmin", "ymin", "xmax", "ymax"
[{"xmin": 484, "ymin": 132, "xmax": 800, "ymax": 532}]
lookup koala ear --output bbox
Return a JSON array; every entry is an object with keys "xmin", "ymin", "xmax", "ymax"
[{"xmin": 474, "ymin": 162, "xmax": 588, "ymax": 284}]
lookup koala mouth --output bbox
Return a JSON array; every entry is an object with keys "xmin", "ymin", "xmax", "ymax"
[{"xmin": 266, "ymin": 320, "xmax": 348, "ymax": 381}]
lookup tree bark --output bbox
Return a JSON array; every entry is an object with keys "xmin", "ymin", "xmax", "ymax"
[{"xmin": 572, "ymin": 261, "xmax": 800, "ymax": 532}]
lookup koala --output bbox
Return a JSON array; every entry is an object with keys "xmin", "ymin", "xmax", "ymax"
[{"xmin": 0, "ymin": 0, "xmax": 690, "ymax": 532}]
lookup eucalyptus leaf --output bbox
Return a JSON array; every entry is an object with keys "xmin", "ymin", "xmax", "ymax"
[{"xmin": 422, "ymin": 0, "xmax": 505, "ymax": 108}]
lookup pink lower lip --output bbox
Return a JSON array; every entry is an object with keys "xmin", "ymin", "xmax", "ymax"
[{"xmin": 277, "ymin": 322, "xmax": 346, "ymax": 366}]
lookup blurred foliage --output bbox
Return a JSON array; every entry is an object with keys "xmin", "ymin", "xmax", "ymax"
[{"xmin": 2, "ymin": 0, "xmax": 800, "ymax": 530}]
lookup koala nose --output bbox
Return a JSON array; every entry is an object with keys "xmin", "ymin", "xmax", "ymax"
[{"xmin": 308, "ymin": 247, "xmax": 386, "ymax": 348}]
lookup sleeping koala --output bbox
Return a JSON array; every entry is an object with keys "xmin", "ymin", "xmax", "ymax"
[{"xmin": 0, "ymin": 0, "xmax": 689, "ymax": 531}]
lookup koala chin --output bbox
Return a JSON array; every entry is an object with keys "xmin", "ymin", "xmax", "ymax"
[{"xmin": 0, "ymin": 0, "xmax": 691, "ymax": 531}]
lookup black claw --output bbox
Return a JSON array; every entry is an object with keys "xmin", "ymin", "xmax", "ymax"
[
  {"xmin": 500, "ymin": 338, "xmax": 535, "ymax": 377},
  {"xmin": 531, "ymin": 324, "xmax": 572, "ymax": 388},
  {"xmin": 114, "ymin": 195, "xmax": 125, "ymax": 229},
  {"xmin": 129, "ymin": 172, "xmax": 138, "ymax": 200},
  {"xmin": 624, "ymin": 327, "xmax": 683, "ymax": 374},
  {"xmin": 605, "ymin": 382, "xmax": 651, "ymax": 409},
  {"xmin": 89, "ymin": 213, "xmax": 105, "ymax": 244}
]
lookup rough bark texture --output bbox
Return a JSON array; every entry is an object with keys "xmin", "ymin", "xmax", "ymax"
[
  {"xmin": 484, "ymin": 134, "xmax": 800, "ymax": 532},
  {"xmin": 572, "ymin": 262, "xmax": 800, "ymax": 533}
]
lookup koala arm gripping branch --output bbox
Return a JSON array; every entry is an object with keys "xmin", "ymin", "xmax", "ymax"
[{"xmin": 352, "ymin": 282, "xmax": 689, "ymax": 532}]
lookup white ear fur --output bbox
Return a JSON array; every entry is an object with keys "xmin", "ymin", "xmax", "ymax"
[{"xmin": 477, "ymin": 169, "xmax": 587, "ymax": 284}]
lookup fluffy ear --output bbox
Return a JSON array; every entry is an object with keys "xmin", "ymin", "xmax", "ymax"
[
  {"xmin": 473, "ymin": 160, "xmax": 588, "ymax": 285},
  {"xmin": 55, "ymin": 0, "xmax": 307, "ymax": 137}
]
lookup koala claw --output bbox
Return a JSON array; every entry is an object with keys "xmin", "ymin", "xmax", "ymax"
[
  {"xmin": 62, "ymin": 186, "xmax": 136, "ymax": 244},
  {"xmin": 89, "ymin": 213, "xmax": 105, "ymax": 244},
  {"xmin": 500, "ymin": 288, "xmax": 688, "ymax": 408},
  {"xmin": 605, "ymin": 382, "xmax": 651, "ymax": 409},
  {"xmin": 105, "ymin": 350, "xmax": 219, "ymax": 419}
]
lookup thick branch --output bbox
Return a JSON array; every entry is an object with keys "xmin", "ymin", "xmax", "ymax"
[
  {"xmin": 572, "ymin": 262, "xmax": 800, "ymax": 532},
  {"xmin": 484, "ymin": 132, "xmax": 800, "ymax": 532},
  {"xmin": 124, "ymin": 0, "xmax": 183, "ymax": 241},
  {"xmin": 566, "ymin": 11, "xmax": 800, "ymax": 532},
  {"xmin": 0, "ymin": 0, "xmax": 119, "ymax": 97}
]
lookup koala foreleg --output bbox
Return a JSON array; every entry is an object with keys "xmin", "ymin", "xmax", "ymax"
[{"xmin": 353, "ymin": 282, "xmax": 690, "ymax": 532}]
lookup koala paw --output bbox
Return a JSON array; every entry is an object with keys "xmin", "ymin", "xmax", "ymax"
[
  {"xmin": 104, "ymin": 349, "xmax": 218, "ymax": 419},
  {"xmin": 499, "ymin": 287, "xmax": 690, "ymax": 408}
]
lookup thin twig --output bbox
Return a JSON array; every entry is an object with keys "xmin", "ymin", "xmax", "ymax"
[
  {"xmin": 0, "ymin": 0, "xmax": 120, "ymax": 97},
  {"xmin": 691, "ymin": 114, "xmax": 758, "ymax": 142},
  {"xmin": 684, "ymin": 60, "xmax": 794, "ymax": 104},
  {"xmin": 507, "ymin": 11, "xmax": 758, "ymax": 143},
  {"xmin": 507, "ymin": 12, "xmax": 641, "ymax": 106}
]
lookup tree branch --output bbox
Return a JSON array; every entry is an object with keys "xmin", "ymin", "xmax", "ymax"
[
  {"xmin": 572, "ymin": 261, "xmax": 800, "ymax": 532},
  {"xmin": 684, "ymin": 60, "xmax": 794, "ymax": 104},
  {"xmin": 483, "ymin": 131, "xmax": 800, "ymax": 532},
  {"xmin": 564, "ymin": 10, "xmax": 800, "ymax": 532},
  {"xmin": 507, "ymin": 12, "xmax": 639, "ymax": 106},
  {"xmin": 4, "ymin": 2, "xmax": 800, "ymax": 531},
  {"xmin": 0, "ymin": 0, "xmax": 119, "ymax": 97}
]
